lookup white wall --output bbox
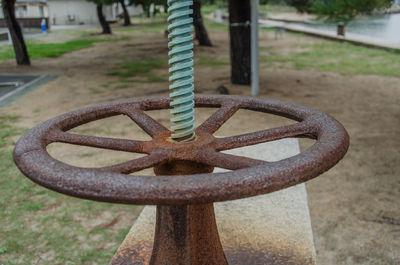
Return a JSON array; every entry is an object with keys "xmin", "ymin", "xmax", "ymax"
[
  {"xmin": 0, "ymin": 4, "xmax": 48, "ymax": 19},
  {"xmin": 25, "ymin": 4, "xmax": 49, "ymax": 18},
  {"xmin": 47, "ymin": 0, "xmax": 98, "ymax": 25},
  {"xmin": 0, "ymin": 0, "xmax": 144, "ymax": 25},
  {"xmin": 103, "ymin": 4, "xmax": 117, "ymax": 21},
  {"xmin": 127, "ymin": 4, "xmax": 143, "ymax": 16}
]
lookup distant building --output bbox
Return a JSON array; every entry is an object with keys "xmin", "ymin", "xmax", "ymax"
[
  {"xmin": 47, "ymin": 0, "xmax": 143, "ymax": 26},
  {"xmin": 0, "ymin": 0, "xmax": 49, "ymax": 19},
  {"xmin": 0, "ymin": 0, "xmax": 142, "ymax": 27},
  {"xmin": 47, "ymin": 0, "xmax": 117, "ymax": 26},
  {"xmin": 0, "ymin": 0, "xmax": 49, "ymax": 29}
]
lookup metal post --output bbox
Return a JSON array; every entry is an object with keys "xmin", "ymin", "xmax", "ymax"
[
  {"xmin": 150, "ymin": 161, "xmax": 228, "ymax": 265},
  {"xmin": 251, "ymin": 0, "xmax": 259, "ymax": 97}
]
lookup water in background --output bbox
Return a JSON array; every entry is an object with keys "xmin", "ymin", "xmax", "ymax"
[{"xmin": 301, "ymin": 13, "xmax": 400, "ymax": 44}]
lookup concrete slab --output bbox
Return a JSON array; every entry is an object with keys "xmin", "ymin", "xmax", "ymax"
[
  {"xmin": 111, "ymin": 138, "xmax": 316, "ymax": 265},
  {"xmin": 0, "ymin": 74, "xmax": 57, "ymax": 107}
]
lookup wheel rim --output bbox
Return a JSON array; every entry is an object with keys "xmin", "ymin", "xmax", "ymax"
[{"xmin": 14, "ymin": 95, "xmax": 349, "ymax": 205}]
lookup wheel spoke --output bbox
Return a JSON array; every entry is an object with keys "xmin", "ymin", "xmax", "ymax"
[
  {"xmin": 99, "ymin": 152, "xmax": 168, "ymax": 174},
  {"xmin": 216, "ymin": 120, "xmax": 316, "ymax": 151},
  {"xmin": 196, "ymin": 103, "xmax": 240, "ymax": 134},
  {"xmin": 122, "ymin": 107, "xmax": 170, "ymax": 138},
  {"xmin": 50, "ymin": 131, "xmax": 147, "ymax": 153},
  {"xmin": 197, "ymin": 150, "xmax": 267, "ymax": 170}
]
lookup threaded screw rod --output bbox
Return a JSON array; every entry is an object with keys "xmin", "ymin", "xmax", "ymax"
[{"xmin": 167, "ymin": 0, "xmax": 195, "ymax": 141}]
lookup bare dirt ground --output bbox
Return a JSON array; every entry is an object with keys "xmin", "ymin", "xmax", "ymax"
[{"xmin": 0, "ymin": 26, "xmax": 399, "ymax": 264}]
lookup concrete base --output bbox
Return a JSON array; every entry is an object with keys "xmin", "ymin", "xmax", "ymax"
[{"xmin": 111, "ymin": 138, "xmax": 316, "ymax": 265}]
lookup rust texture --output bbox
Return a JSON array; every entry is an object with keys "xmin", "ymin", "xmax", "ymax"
[
  {"xmin": 13, "ymin": 95, "xmax": 349, "ymax": 205},
  {"xmin": 13, "ymin": 95, "xmax": 349, "ymax": 265},
  {"xmin": 149, "ymin": 161, "xmax": 227, "ymax": 265},
  {"xmin": 150, "ymin": 204, "xmax": 228, "ymax": 265}
]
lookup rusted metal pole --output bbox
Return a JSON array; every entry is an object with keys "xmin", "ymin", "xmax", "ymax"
[
  {"xmin": 150, "ymin": 204, "xmax": 228, "ymax": 265},
  {"xmin": 151, "ymin": 161, "xmax": 228, "ymax": 265}
]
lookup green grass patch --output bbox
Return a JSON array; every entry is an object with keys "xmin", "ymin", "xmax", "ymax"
[
  {"xmin": 89, "ymin": 87, "xmax": 103, "ymax": 94},
  {"xmin": 204, "ymin": 18, "xmax": 228, "ymax": 31},
  {"xmin": 0, "ymin": 114, "xmax": 137, "ymax": 264},
  {"xmin": 259, "ymin": 4, "xmax": 297, "ymax": 14},
  {"xmin": 201, "ymin": 4, "xmax": 296, "ymax": 16},
  {"xmin": 262, "ymin": 41, "xmax": 400, "ymax": 77},
  {"xmin": 115, "ymin": 23, "xmax": 167, "ymax": 33},
  {"xmin": 0, "ymin": 114, "xmax": 22, "ymax": 147},
  {"xmin": 201, "ymin": 4, "xmax": 226, "ymax": 15},
  {"xmin": 114, "ymin": 83, "xmax": 130, "ymax": 89},
  {"xmin": 56, "ymin": 29, "xmax": 98, "ymax": 37},
  {"xmin": 0, "ymin": 36, "xmax": 129, "ymax": 61},
  {"xmin": 108, "ymin": 58, "xmax": 167, "ymax": 83},
  {"xmin": 197, "ymin": 54, "xmax": 229, "ymax": 67}
]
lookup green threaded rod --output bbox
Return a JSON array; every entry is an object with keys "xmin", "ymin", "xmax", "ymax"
[{"xmin": 167, "ymin": 0, "xmax": 195, "ymax": 141}]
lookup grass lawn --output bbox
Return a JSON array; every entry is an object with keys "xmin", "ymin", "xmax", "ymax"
[
  {"xmin": 204, "ymin": 18, "xmax": 229, "ymax": 31},
  {"xmin": 0, "ymin": 36, "xmax": 129, "ymax": 61},
  {"xmin": 107, "ymin": 57, "xmax": 168, "ymax": 84},
  {"xmin": 114, "ymin": 23, "xmax": 167, "ymax": 33},
  {"xmin": 0, "ymin": 115, "xmax": 136, "ymax": 265},
  {"xmin": 201, "ymin": 3, "xmax": 296, "ymax": 15},
  {"xmin": 108, "ymin": 58, "xmax": 166, "ymax": 78},
  {"xmin": 261, "ymin": 40, "xmax": 400, "ymax": 77}
]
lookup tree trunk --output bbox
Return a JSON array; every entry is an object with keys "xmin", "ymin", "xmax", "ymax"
[
  {"xmin": 3, "ymin": 0, "xmax": 30, "ymax": 65},
  {"xmin": 192, "ymin": 0, "xmax": 212, "ymax": 46},
  {"xmin": 228, "ymin": 0, "xmax": 251, "ymax": 85},
  {"xmin": 119, "ymin": 0, "xmax": 131, "ymax": 26},
  {"xmin": 97, "ymin": 4, "xmax": 111, "ymax": 34},
  {"xmin": 337, "ymin": 23, "xmax": 346, "ymax": 36}
]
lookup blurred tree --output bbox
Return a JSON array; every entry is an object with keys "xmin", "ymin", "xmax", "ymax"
[
  {"xmin": 312, "ymin": 0, "xmax": 394, "ymax": 26},
  {"xmin": 2, "ymin": 0, "xmax": 30, "ymax": 65},
  {"xmin": 192, "ymin": 0, "xmax": 213, "ymax": 46},
  {"xmin": 136, "ymin": 0, "xmax": 151, "ymax": 17},
  {"xmin": 286, "ymin": 0, "xmax": 313, "ymax": 12},
  {"xmin": 228, "ymin": 0, "xmax": 251, "ymax": 84},
  {"xmin": 88, "ymin": 0, "xmax": 115, "ymax": 34},
  {"xmin": 288, "ymin": 0, "xmax": 394, "ymax": 35},
  {"xmin": 130, "ymin": 0, "xmax": 165, "ymax": 17},
  {"xmin": 127, "ymin": 0, "xmax": 213, "ymax": 47},
  {"xmin": 119, "ymin": 0, "xmax": 131, "ymax": 26},
  {"xmin": 132, "ymin": 0, "xmax": 213, "ymax": 46}
]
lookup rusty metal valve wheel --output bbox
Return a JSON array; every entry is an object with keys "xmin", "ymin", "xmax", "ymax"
[
  {"xmin": 14, "ymin": 95, "xmax": 349, "ymax": 265},
  {"xmin": 14, "ymin": 95, "xmax": 349, "ymax": 205}
]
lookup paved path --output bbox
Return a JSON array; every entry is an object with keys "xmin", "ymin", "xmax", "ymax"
[{"xmin": 260, "ymin": 19, "xmax": 400, "ymax": 51}]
